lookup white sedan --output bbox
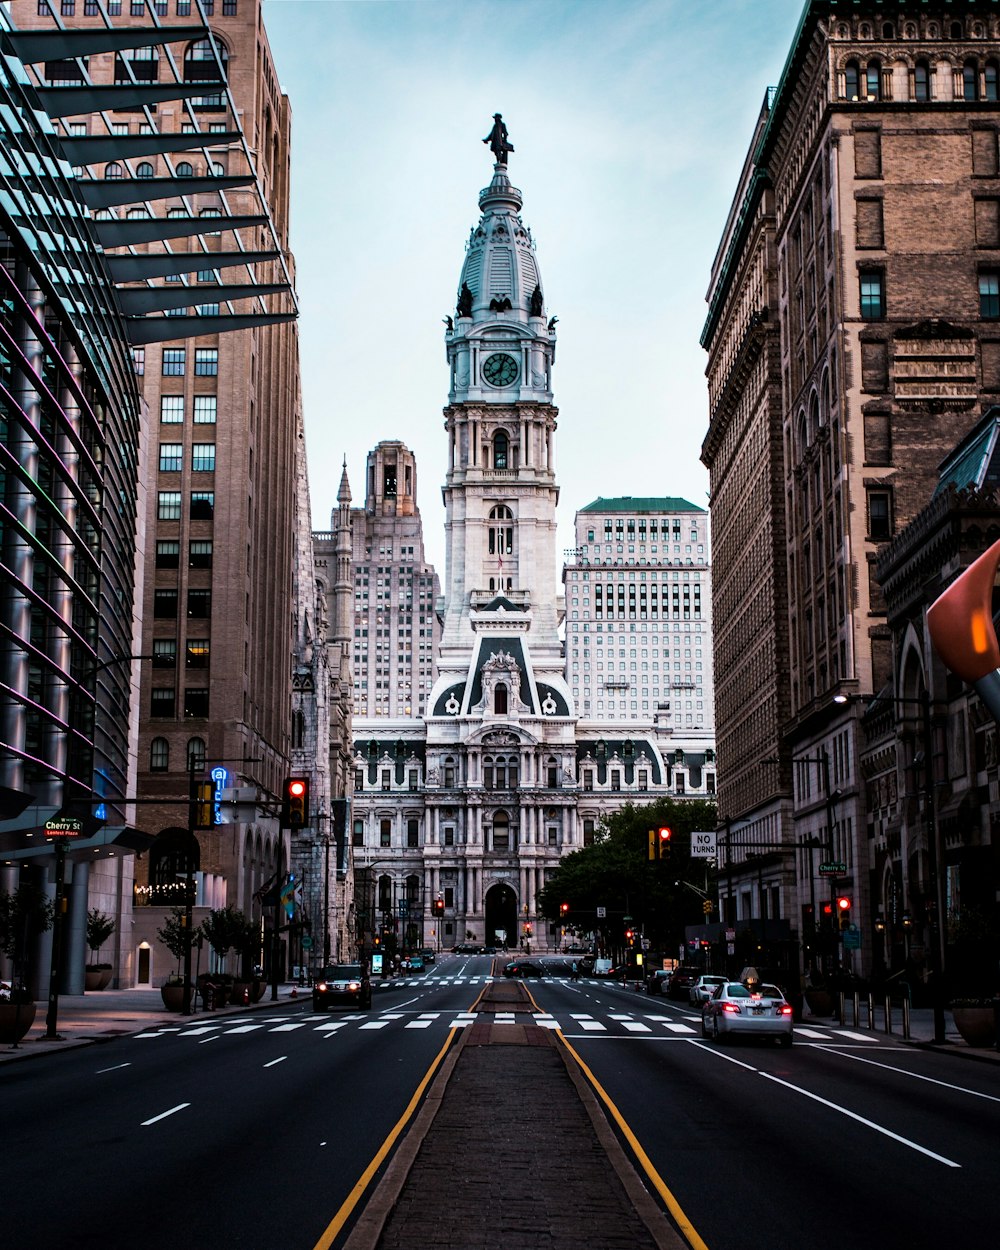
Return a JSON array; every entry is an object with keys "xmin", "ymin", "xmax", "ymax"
[
  {"xmin": 701, "ymin": 981, "xmax": 794, "ymax": 1047},
  {"xmin": 688, "ymin": 975, "xmax": 727, "ymax": 1005}
]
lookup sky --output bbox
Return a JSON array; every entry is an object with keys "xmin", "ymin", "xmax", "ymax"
[{"xmin": 261, "ymin": 0, "xmax": 803, "ymax": 574}]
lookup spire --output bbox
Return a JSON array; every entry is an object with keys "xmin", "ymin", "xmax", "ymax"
[{"xmin": 337, "ymin": 456, "xmax": 351, "ymax": 507}]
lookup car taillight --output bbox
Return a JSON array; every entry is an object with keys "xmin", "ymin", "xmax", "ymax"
[
  {"xmin": 722, "ymin": 1002, "xmax": 741, "ymax": 1014},
  {"xmin": 778, "ymin": 1004, "xmax": 793, "ymax": 1015}
]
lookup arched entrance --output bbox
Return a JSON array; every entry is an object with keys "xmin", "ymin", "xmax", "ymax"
[{"xmin": 484, "ymin": 882, "xmax": 517, "ymax": 952}]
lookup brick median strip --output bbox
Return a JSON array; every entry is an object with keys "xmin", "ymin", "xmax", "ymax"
[{"xmin": 342, "ymin": 983, "xmax": 686, "ymax": 1250}]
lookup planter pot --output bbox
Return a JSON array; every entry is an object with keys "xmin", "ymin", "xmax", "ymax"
[
  {"xmin": 85, "ymin": 968, "xmax": 113, "ymax": 991},
  {"xmin": 0, "ymin": 1000, "xmax": 36, "ymax": 1045},
  {"xmin": 804, "ymin": 990, "xmax": 834, "ymax": 1018},
  {"xmin": 951, "ymin": 1006, "xmax": 996, "ymax": 1048},
  {"xmin": 160, "ymin": 983, "xmax": 189, "ymax": 1012}
]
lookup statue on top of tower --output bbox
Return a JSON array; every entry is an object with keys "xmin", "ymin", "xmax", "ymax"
[{"xmin": 483, "ymin": 113, "xmax": 514, "ymax": 165}]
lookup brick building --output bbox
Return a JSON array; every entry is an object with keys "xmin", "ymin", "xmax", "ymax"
[{"xmin": 703, "ymin": 0, "xmax": 1000, "ymax": 983}]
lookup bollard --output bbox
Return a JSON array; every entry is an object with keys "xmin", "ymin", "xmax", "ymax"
[
  {"xmin": 884, "ymin": 995, "xmax": 892, "ymax": 1035},
  {"xmin": 838, "ymin": 991, "xmax": 846, "ymax": 1027},
  {"xmin": 867, "ymin": 993, "xmax": 875, "ymax": 1029},
  {"xmin": 902, "ymin": 997, "xmax": 910, "ymax": 1039},
  {"xmin": 852, "ymin": 992, "xmax": 860, "ymax": 1028}
]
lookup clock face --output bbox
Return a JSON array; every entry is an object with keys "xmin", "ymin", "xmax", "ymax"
[{"xmin": 482, "ymin": 352, "xmax": 519, "ymax": 387}]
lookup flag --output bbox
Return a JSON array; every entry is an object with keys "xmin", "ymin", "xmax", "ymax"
[{"xmin": 280, "ymin": 875, "xmax": 296, "ymax": 919}]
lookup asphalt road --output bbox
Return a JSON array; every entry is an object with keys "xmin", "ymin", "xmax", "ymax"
[{"xmin": 6, "ymin": 956, "xmax": 1000, "ymax": 1250}]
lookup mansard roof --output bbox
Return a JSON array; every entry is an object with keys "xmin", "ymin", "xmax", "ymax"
[{"xmin": 578, "ymin": 496, "xmax": 703, "ymax": 514}]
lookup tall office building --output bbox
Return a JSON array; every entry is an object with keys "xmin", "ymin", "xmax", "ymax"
[
  {"xmin": 703, "ymin": 1, "xmax": 1000, "ymax": 977},
  {"xmin": 15, "ymin": 0, "xmax": 300, "ymax": 983},
  {"xmin": 563, "ymin": 496, "xmax": 714, "ymax": 731}
]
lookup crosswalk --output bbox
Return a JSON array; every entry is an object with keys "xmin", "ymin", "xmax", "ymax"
[{"xmin": 131, "ymin": 1009, "xmax": 885, "ymax": 1044}]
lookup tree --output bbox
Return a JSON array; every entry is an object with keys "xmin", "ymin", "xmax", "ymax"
[
  {"xmin": 537, "ymin": 798, "xmax": 717, "ymax": 955},
  {"xmin": 156, "ymin": 907, "xmax": 197, "ymax": 979},
  {"xmin": 0, "ymin": 883, "xmax": 54, "ymax": 998},
  {"xmin": 200, "ymin": 906, "xmax": 252, "ymax": 977},
  {"xmin": 85, "ymin": 909, "xmax": 116, "ymax": 968}
]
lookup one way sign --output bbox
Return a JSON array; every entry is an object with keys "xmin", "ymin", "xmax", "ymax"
[{"xmin": 691, "ymin": 830, "xmax": 717, "ymax": 858}]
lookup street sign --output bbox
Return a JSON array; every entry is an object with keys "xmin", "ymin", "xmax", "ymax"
[
  {"xmin": 843, "ymin": 925, "xmax": 861, "ymax": 950},
  {"xmin": 596, "ymin": 906, "xmax": 606, "ymax": 919},
  {"xmin": 301, "ymin": 935, "xmax": 313, "ymax": 950},
  {"xmin": 725, "ymin": 928, "xmax": 736, "ymax": 941},
  {"xmin": 44, "ymin": 818, "xmax": 82, "ymax": 839},
  {"xmin": 691, "ymin": 830, "xmax": 717, "ymax": 858},
  {"xmin": 819, "ymin": 861, "xmax": 847, "ymax": 876}
]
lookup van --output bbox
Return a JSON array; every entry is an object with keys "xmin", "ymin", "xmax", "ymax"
[{"xmin": 593, "ymin": 958, "xmax": 613, "ymax": 977}]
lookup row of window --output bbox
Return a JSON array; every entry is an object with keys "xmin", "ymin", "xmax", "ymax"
[
  {"xmin": 161, "ymin": 396, "xmax": 217, "ymax": 423},
  {"xmin": 103, "ymin": 160, "xmax": 225, "ymax": 179},
  {"xmin": 153, "ymin": 588, "xmax": 211, "ymax": 617},
  {"xmin": 148, "ymin": 735, "xmax": 207, "ymax": 773},
  {"xmin": 156, "ymin": 539, "xmax": 212, "ymax": 568},
  {"xmin": 150, "ymin": 687, "xmax": 210, "ymax": 718},
  {"xmin": 45, "ymin": 1, "xmax": 236, "ymax": 15},
  {"xmin": 157, "ymin": 491, "xmax": 214, "ymax": 520},
  {"xmin": 162, "ymin": 348, "xmax": 218, "ymax": 376},
  {"xmin": 159, "ymin": 444, "xmax": 215, "ymax": 472},
  {"xmin": 857, "ymin": 269, "xmax": 1000, "ymax": 320},
  {"xmin": 842, "ymin": 57, "xmax": 999, "ymax": 102}
]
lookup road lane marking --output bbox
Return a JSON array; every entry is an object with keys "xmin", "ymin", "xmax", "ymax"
[
  {"xmin": 623, "ymin": 1022, "xmax": 651, "ymax": 1033},
  {"xmin": 199, "ymin": 1036, "xmax": 219, "ymax": 1044},
  {"xmin": 225, "ymin": 1024, "xmax": 264, "ymax": 1033},
  {"xmin": 312, "ymin": 1030, "xmax": 459, "ymax": 1250},
  {"xmin": 795, "ymin": 1028, "xmax": 833, "ymax": 1039},
  {"xmin": 558, "ymin": 1034, "xmax": 709, "ymax": 1250},
  {"xmin": 758, "ymin": 1070, "xmax": 960, "ymax": 1167},
  {"xmin": 142, "ymin": 1103, "xmax": 190, "ymax": 1126},
  {"xmin": 359, "ymin": 1021, "xmax": 389, "ymax": 1030},
  {"xmin": 661, "ymin": 1022, "xmax": 696, "ymax": 1034},
  {"xmin": 270, "ymin": 1023, "xmax": 307, "ymax": 1032},
  {"xmin": 821, "ymin": 1049, "xmax": 1000, "ymax": 1103},
  {"xmin": 405, "ymin": 1020, "xmax": 433, "ymax": 1029},
  {"xmin": 263, "ymin": 1056, "xmax": 287, "ymax": 1068},
  {"xmin": 570, "ymin": 1013, "xmax": 593, "ymax": 1019},
  {"xmin": 419, "ymin": 1013, "xmax": 441, "ymax": 1019},
  {"xmin": 449, "ymin": 1015, "xmax": 476, "ymax": 1027},
  {"xmin": 180, "ymin": 1026, "xmax": 221, "ymax": 1036},
  {"xmin": 133, "ymin": 1032, "xmax": 166, "ymax": 1039},
  {"xmin": 315, "ymin": 1021, "xmax": 349, "ymax": 1031},
  {"xmin": 836, "ymin": 1029, "xmax": 880, "ymax": 1042},
  {"xmin": 580, "ymin": 1021, "xmax": 606, "ymax": 1031},
  {"xmin": 96, "ymin": 1063, "xmax": 131, "ymax": 1073},
  {"xmin": 690, "ymin": 1040, "xmax": 960, "ymax": 1166},
  {"xmin": 537, "ymin": 1019, "xmax": 561, "ymax": 1029}
]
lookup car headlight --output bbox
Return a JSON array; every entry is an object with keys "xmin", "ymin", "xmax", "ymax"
[
  {"xmin": 347, "ymin": 981, "xmax": 360, "ymax": 991},
  {"xmin": 316, "ymin": 981, "xmax": 328, "ymax": 991}
]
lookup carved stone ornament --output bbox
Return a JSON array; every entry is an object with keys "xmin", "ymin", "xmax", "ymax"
[
  {"xmin": 541, "ymin": 693, "xmax": 557, "ymax": 715},
  {"xmin": 445, "ymin": 694, "xmax": 461, "ymax": 716},
  {"xmin": 472, "ymin": 649, "xmax": 531, "ymax": 715},
  {"xmin": 483, "ymin": 729, "xmax": 519, "ymax": 746}
]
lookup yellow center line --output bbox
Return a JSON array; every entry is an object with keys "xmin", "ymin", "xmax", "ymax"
[
  {"xmin": 557, "ymin": 1032, "xmax": 711, "ymax": 1250},
  {"xmin": 311, "ymin": 1028, "xmax": 458, "ymax": 1250}
]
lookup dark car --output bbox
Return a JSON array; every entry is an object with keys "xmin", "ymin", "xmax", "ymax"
[
  {"xmin": 420, "ymin": 948, "xmax": 436, "ymax": 964},
  {"xmin": 666, "ymin": 965, "xmax": 702, "ymax": 1001},
  {"xmin": 312, "ymin": 963, "xmax": 371, "ymax": 1011},
  {"xmin": 645, "ymin": 969, "xmax": 672, "ymax": 996},
  {"xmin": 503, "ymin": 960, "xmax": 545, "ymax": 978}
]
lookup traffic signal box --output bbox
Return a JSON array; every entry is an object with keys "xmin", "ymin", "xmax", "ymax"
[
  {"xmin": 647, "ymin": 827, "xmax": 672, "ymax": 860},
  {"xmin": 282, "ymin": 776, "xmax": 309, "ymax": 829},
  {"xmin": 837, "ymin": 896, "xmax": 852, "ymax": 930}
]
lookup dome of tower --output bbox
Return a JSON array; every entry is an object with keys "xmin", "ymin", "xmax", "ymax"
[{"xmin": 456, "ymin": 165, "xmax": 544, "ymax": 324}]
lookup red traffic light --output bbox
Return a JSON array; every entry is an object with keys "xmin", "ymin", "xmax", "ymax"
[
  {"xmin": 658, "ymin": 827, "xmax": 672, "ymax": 842},
  {"xmin": 288, "ymin": 779, "xmax": 306, "ymax": 798},
  {"xmin": 282, "ymin": 776, "xmax": 309, "ymax": 829},
  {"xmin": 837, "ymin": 897, "xmax": 852, "ymax": 912},
  {"xmin": 433, "ymin": 897, "xmax": 445, "ymax": 915},
  {"xmin": 560, "ymin": 902, "xmax": 570, "ymax": 915}
]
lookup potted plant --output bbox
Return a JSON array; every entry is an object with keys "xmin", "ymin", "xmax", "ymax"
[
  {"xmin": 0, "ymin": 883, "xmax": 54, "ymax": 1044},
  {"xmin": 156, "ymin": 907, "xmax": 196, "ymax": 1010},
  {"xmin": 85, "ymin": 909, "xmax": 116, "ymax": 990},
  {"xmin": 949, "ymin": 997, "xmax": 999, "ymax": 1047}
]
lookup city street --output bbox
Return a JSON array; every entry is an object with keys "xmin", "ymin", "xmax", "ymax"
[{"xmin": 5, "ymin": 955, "xmax": 1000, "ymax": 1250}]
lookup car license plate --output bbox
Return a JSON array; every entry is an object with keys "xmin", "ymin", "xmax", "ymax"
[{"xmin": 752, "ymin": 1006, "xmax": 764, "ymax": 1015}]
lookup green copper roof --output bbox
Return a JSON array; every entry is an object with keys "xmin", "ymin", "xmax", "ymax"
[
  {"xmin": 579, "ymin": 496, "xmax": 703, "ymax": 514},
  {"xmin": 934, "ymin": 406, "xmax": 1000, "ymax": 497}
]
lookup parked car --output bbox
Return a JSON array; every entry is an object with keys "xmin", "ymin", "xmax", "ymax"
[
  {"xmin": 312, "ymin": 964, "xmax": 371, "ymax": 1011},
  {"xmin": 407, "ymin": 955, "xmax": 425, "ymax": 973},
  {"xmin": 592, "ymin": 959, "xmax": 613, "ymax": 977},
  {"xmin": 701, "ymin": 981, "xmax": 793, "ymax": 1047},
  {"xmin": 688, "ymin": 975, "xmax": 727, "ymax": 1005},
  {"xmin": 420, "ymin": 948, "xmax": 436, "ymax": 964},
  {"xmin": 645, "ymin": 969, "xmax": 672, "ymax": 996},
  {"xmin": 503, "ymin": 960, "xmax": 545, "ymax": 978},
  {"xmin": 666, "ymin": 966, "xmax": 702, "ymax": 1000}
]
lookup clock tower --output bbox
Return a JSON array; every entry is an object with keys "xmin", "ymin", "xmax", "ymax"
[{"xmin": 439, "ymin": 119, "xmax": 561, "ymax": 664}]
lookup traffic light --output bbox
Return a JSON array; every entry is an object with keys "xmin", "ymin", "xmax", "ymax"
[
  {"xmin": 560, "ymin": 902, "xmax": 570, "ymax": 916},
  {"xmin": 192, "ymin": 780, "xmax": 214, "ymax": 830},
  {"xmin": 625, "ymin": 927, "xmax": 635, "ymax": 945},
  {"xmin": 657, "ymin": 827, "xmax": 672, "ymax": 859},
  {"xmin": 837, "ymin": 896, "xmax": 852, "ymax": 930},
  {"xmin": 282, "ymin": 776, "xmax": 309, "ymax": 829},
  {"xmin": 433, "ymin": 897, "xmax": 445, "ymax": 916}
]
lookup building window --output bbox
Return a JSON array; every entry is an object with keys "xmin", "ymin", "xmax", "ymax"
[
  {"xmin": 194, "ymin": 348, "xmax": 218, "ymax": 376},
  {"xmin": 865, "ymin": 60, "xmax": 881, "ymax": 99},
  {"xmin": 160, "ymin": 395, "xmax": 184, "ymax": 423},
  {"xmin": 191, "ymin": 444, "xmax": 216, "ymax": 472},
  {"xmin": 987, "ymin": 62, "xmax": 999, "ymax": 102},
  {"xmin": 151, "ymin": 688, "xmax": 175, "ymax": 718},
  {"xmin": 492, "ymin": 813, "xmax": 510, "ymax": 850},
  {"xmin": 444, "ymin": 826, "xmax": 454, "ymax": 846},
  {"xmin": 187, "ymin": 589, "xmax": 211, "ymax": 618},
  {"xmin": 407, "ymin": 819, "xmax": 419, "ymax": 848},
  {"xmin": 162, "ymin": 348, "xmax": 185, "ymax": 375},
  {"xmin": 914, "ymin": 60, "xmax": 930, "ymax": 101},
  {"xmin": 980, "ymin": 270, "xmax": 1000, "ymax": 319},
  {"xmin": 184, "ymin": 688, "xmax": 209, "ymax": 718},
  {"xmin": 155, "ymin": 540, "xmax": 181, "ymax": 571},
  {"xmin": 868, "ymin": 489, "xmax": 892, "ymax": 540},
  {"xmin": 611, "ymin": 770, "xmax": 621, "ymax": 791},
  {"xmin": 380, "ymin": 819, "xmax": 391, "ymax": 848},
  {"xmin": 583, "ymin": 818, "xmax": 595, "ymax": 847},
  {"xmin": 159, "ymin": 444, "xmax": 183, "ymax": 472},
  {"xmin": 493, "ymin": 429, "xmax": 508, "ymax": 469},
  {"xmin": 157, "ymin": 491, "xmax": 182, "ymax": 521},
  {"xmin": 352, "ymin": 819, "xmax": 364, "ymax": 848},
  {"xmin": 189, "ymin": 540, "xmax": 213, "ymax": 568},
  {"xmin": 859, "ymin": 270, "xmax": 884, "ymax": 320},
  {"xmin": 190, "ymin": 492, "xmax": 214, "ymax": 520},
  {"xmin": 193, "ymin": 395, "xmax": 217, "ymax": 424},
  {"xmin": 187, "ymin": 737, "xmax": 207, "ymax": 772},
  {"xmin": 153, "ymin": 639, "xmax": 177, "ymax": 667},
  {"xmin": 964, "ymin": 60, "xmax": 979, "ymax": 102},
  {"xmin": 186, "ymin": 640, "xmax": 210, "ymax": 669},
  {"xmin": 153, "ymin": 589, "xmax": 178, "ymax": 618},
  {"xmin": 150, "ymin": 737, "xmax": 169, "ymax": 772},
  {"xmin": 844, "ymin": 59, "xmax": 860, "ymax": 100}
]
